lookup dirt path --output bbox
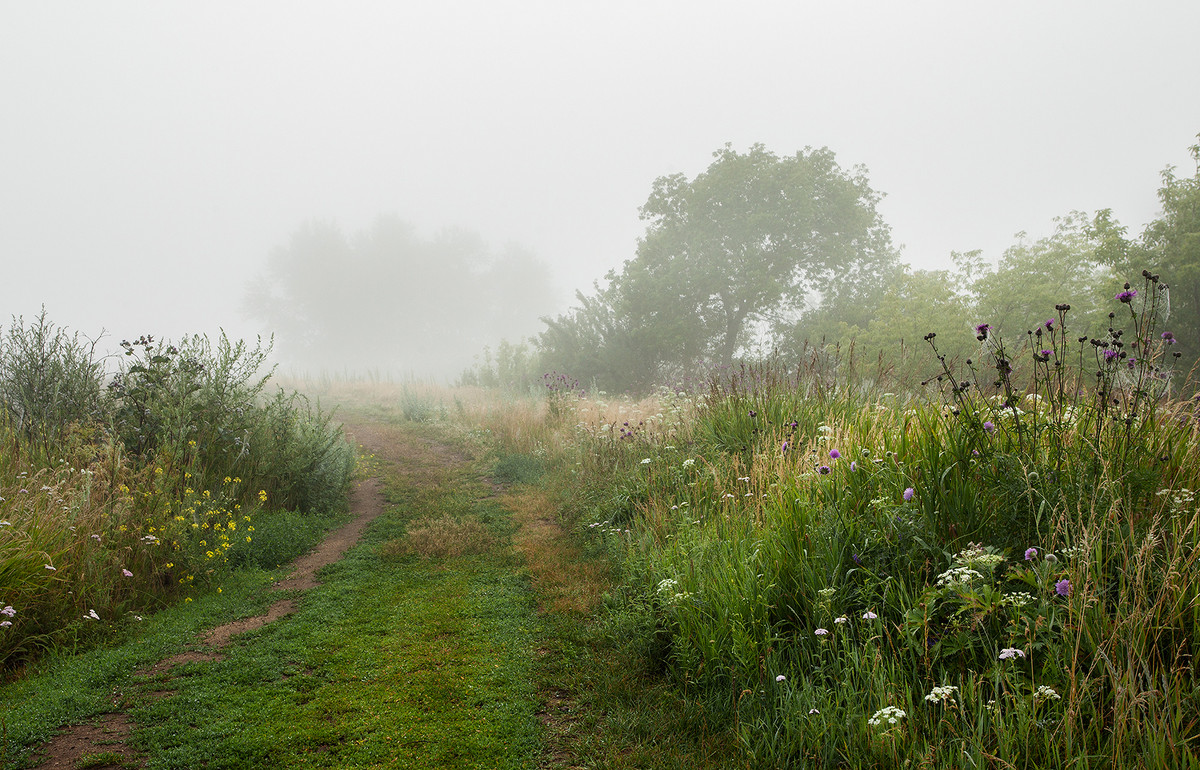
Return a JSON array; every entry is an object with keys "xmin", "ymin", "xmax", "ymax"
[{"xmin": 29, "ymin": 426, "xmax": 393, "ymax": 770}]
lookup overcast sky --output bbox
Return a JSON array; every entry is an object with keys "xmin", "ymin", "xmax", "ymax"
[{"xmin": 2, "ymin": 2, "xmax": 1198, "ymax": 367}]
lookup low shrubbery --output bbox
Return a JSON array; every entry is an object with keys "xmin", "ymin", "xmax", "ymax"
[
  {"xmin": 525, "ymin": 271, "xmax": 1200, "ymax": 767},
  {"xmin": 0, "ymin": 315, "xmax": 354, "ymax": 673}
]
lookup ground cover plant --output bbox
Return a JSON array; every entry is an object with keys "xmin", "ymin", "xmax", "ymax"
[
  {"xmin": 0, "ymin": 315, "xmax": 354, "ymax": 675},
  {"xmin": 522, "ymin": 271, "xmax": 1200, "ymax": 768}
]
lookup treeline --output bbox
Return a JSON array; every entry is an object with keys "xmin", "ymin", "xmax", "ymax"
[{"xmin": 475, "ymin": 136, "xmax": 1199, "ymax": 395}]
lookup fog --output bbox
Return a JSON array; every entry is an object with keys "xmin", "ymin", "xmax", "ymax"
[{"xmin": 2, "ymin": 2, "xmax": 1198, "ymax": 378}]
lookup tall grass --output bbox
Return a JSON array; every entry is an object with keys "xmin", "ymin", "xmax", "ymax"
[
  {"xmin": 507, "ymin": 271, "xmax": 1200, "ymax": 768},
  {"xmin": 0, "ymin": 322, "xmax": 354, "ymax": 674}
]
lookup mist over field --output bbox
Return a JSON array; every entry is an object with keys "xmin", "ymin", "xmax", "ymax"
[{"xmin": 2, "ymin": 2, "xmax": 1198, "ymax": 379}]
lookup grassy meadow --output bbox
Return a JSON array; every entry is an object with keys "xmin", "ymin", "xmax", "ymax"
[{"xmin": 4, "ymin": 267, "xmax": 1200, "ymax": 768}]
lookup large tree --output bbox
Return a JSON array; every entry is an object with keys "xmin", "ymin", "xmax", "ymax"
[{"xmin": 620, "ymin": 143, "xmax": 899, "ymax": 372}]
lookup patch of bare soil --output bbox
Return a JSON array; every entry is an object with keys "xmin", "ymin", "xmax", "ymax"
[
  {"xmin": 30, "ymin": 443, "xmax": 392, "ymax": 770},
  {"xmin": 30, "ymin": 713, "xmax": 141, "ymax": 769}
]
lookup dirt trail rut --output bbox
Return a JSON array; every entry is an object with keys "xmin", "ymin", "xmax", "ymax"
[{"xmin": 30, "ymin": 425, "xmax": 393, "ymax": 770}]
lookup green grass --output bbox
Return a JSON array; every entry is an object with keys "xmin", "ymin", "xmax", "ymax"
[
  {"xmin": 0, "ymin": 420, "xmax": 543, "ymax": 770},
  {"xmin": 131, "ymin": 553, "xmax": 540, "ymax": 769}
]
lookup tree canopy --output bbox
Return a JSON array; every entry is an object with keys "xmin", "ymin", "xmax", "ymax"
[{"xmin": 539, "ymin": 143, "xmax": 899, "ymax": 390}]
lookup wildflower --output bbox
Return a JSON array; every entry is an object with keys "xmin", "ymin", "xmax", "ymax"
[
  {"xmin": 1162, "ymin": 331, "xmax": 1176, "ymax": 344},
  {"xmin": 1, "ymin": 606, "xmax": 14, "ymax": 617},
  {"xmin": 0, "ymin": 621, "xmax": 10, "ymax": 628},
  {"xmin": 999, "ymin": 647, "xmax": 1025, "ymax": 660},
  {"xmin": 868, "ymin": 705, "xmax": 906, "ymax": 726},
  {"xmin": 85, "ymin": 609, "xmax": 100, "ymax": 621},
  {"xmin": 814, "ymin": 628, "xmax": 829, "ymax": 636},
  {"xmin": 1044, "ymin": 318, "xmax": 1055, "ymax": 330},
  {"xmin": 44, "ymin": 564, "xmax": 56, "ymax": 571},
  {"xmin": 808, "ymin": 708, "xmax": 819, "ymax": 714},
  {"xmin": 829, "ymin": 449, "xmax": 841, "ymax": 459},
  {"xmin": 903, "ymin": 488, "xmax": 914, "ymax": 501},
  {"xmin": 1033, "ymin": 685, "xmax": 1061, "ymax": 702},
  {"xmin": 862, "ymin": 610, "xmax": 878, "ymax": 620},
  {"xmin": 781, "ymin": 440, "xmax": 789, "ymax": 453},
  {"xmin": 834, "ymin": 616, "xmax": 848, "ymax": 624},
  {"xmin": 850, "ymin": 460, "xmax": 857, "ymax": 471},
  {"xmin": 935, "ymin": 566, "xmax": 984, "ymax": 587},
  {"xmin": 818, "ymin": 465, "xmax": 831, "ymax": 475},
  {"xmin": 983, "ymin": 421, "xmax": 995, "ymax": 433},
  {"xmin": 924, "ymin": 684, "xmax": 959, "ymax": 703},
  {"xmin": 1055, "ymin": 578, "xmax": 1071, "ymax": 596},
  {"xmin": 1004, "ymin": 592, "xmax": 1035, "ymax": 608},
  {"xmin": 258, "ymin": 490, "xmax": 268, "ymax": 502},
  {"xmin": 1116, "ymin": 289, "xmax": 1137, "ymax": 303},
  {"xmin": 640, "ymin": 458, "xmax": 651, "ymax": 464},
  {"xmin": 682, "ymin": 458, "xmax": 696, "ymax": 468},
  {"xmin": 776, "ymin": 674, "xmax": 787, "ymax": 682},
  {"xmin": 1104, "ymin": 349, "xmax": 1119, "ymax": 361},
  {"xmin": 1025, "ymin": 547, "xmax": 1038, "ymax": 561},
  {"xmin": 122, "ymin": 569, "xmax": 133, "ymax": 577},
  {"xmin": 975, "ymin": 323, "xmax": 990, "ymax": 340},
  {"xmin": 0, "ymin": 521, "xmax": 9, "ymax": 526}
]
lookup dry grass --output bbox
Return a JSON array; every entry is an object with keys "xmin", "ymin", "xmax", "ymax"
[
  {"xmin": 503, "ymin": 488, "xmax": 609, "ymax": 615},
  {"xmin": 381, "ymin": 513, "xmax": 493, "ymax": 559}
]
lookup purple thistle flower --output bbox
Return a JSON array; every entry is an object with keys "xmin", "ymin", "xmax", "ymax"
[
  {"xmin": 1104, "ymin": 349, "xmax": 1119, "ymax": 361},
  {"xmin": 1116, "ymin": 289, "xmax": 1137, "ymax": 303},
  {"xmin": 1162, "ymin": 331, "xmax": 1176, "ymax": 344},
  {"xmin": 829, "ymin": 449, "xmax": 841, "ymax": 459},
  {"xmin": 781, "ymin": 440, "xmax": 789, "ymax": 453},
  {"xmin": 1044, "ymin": 319, "xmax": 1055, "ymax": 330},
  {"xmin": 1055, "ymin": 578, "xmax": 1071, "ymax": 596},
  {"xmin": 982, "ymin": 421, "xmax": 995, "ymax": 433},
  {"xmin": 1025, "ymin": 547, "xmax": 1038, "ymax": 561},
  {"xmin": 1040, "ymin": 349, "xmax": 1053, "ymax": 358},
  {"xmin": 975, "ymin": 322, "xmax": 990, "ymax": 337},
  {"xmin": 818, "ymin": 465, "xmax": 831, "ymax": 475},
  {"xmin": 903, "ymin": 487, "xmax": 914, "ymax": 501},
  {"xmin": 850, "ymin": 460, "xmax": 857, "ymax": 472},
  {"xmin": 122, "ymin": 569, "xmax": 133, "ymax": 577}
]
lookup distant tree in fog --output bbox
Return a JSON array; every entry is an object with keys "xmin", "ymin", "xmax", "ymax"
[{"xmin": 244, "ymin": 216, "xmax": 556, "ymax": 377}]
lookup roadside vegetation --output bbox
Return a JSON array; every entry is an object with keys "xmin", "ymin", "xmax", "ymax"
[
  {"xmin": 445, "ymin": 270, "xmax": 1200, "ymax": 767},
  {"xmin": 0, "ymin": 315, "xmax": 354, "ymax": 675}
]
